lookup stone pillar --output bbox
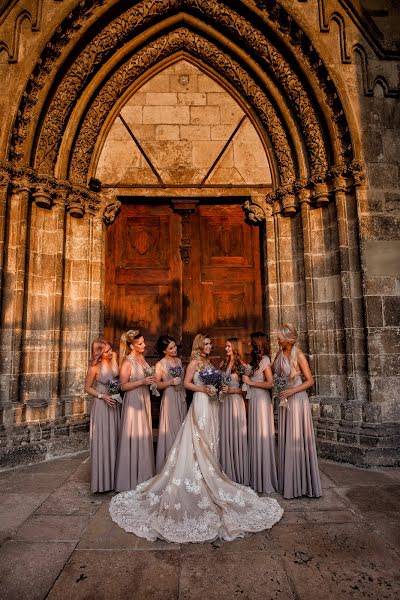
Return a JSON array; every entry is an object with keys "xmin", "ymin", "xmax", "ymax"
[
  {"xmin": 0, "ymin": 171, "xmax": 30, "ymax": 422},
  {"xmin": 18, "ymin": 186, "xmax": 66, "ymax": 437},
  {"xmin": 264, "ymin": 202, "xmax": 279, "ymax": 339},
  {"xmin": 58, "ymin": 201, "xmax": 105, "ymax": 428},
  {"xmin": 298, "ymin": 188, "xmax": 319, "ymax": 390},
  {"xmin": 333, "ymin": 174, "xmax": 368, "ymax": 417},
  {"xmin": 0, "ymin": 165, "xmax": 10, "ymax": 300}
]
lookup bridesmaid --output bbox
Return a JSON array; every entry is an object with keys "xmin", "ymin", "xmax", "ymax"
[
  {"xmin": 114, "ymin": 329, "xmax": 155, "ymax": 492},
  {"xmin": 219, "ymin": 338, "xmax": 250, "ymax": 485},
  {"xmin": 84, "ymin": 339, "xmax": 120, "ymax": 493},
  {"xmin": 242, "ymin": 331, "xmax": 278, "ymax": 494},
  {"xmin": 155, "ymin": 335, "xmax": 187, "ymax": 472},
  {"xmin": 273, "ymin": 323, "xmax": 321, "ymax": 499}
]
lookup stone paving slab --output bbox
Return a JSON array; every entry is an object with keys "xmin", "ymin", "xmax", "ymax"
[
  {"xmin": 46, "ymin": 550, "xmax": 180, "ymax": 600},
  {"xmin": 0, "ymin": 454, "xmax": 399, "ymax": 600},
  {"xmin": 0, "ymin": 492, "xmax": 49, "ymax": 537},
  {"xmin": 0, "ymin": 541, "xmax": 75, "ymax": 600},
  {"xmin": 15, "ymin": 514, "xmax": 91, "ymax": 543},
  {"xmin": 36, "ymin": 481, "xmax": 103, "ymax": 516},
  {"xmin": 179, "ymin": 551, "xmax": 295, "ymax": 600}
]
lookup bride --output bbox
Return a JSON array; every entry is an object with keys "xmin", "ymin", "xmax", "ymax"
[{"xmin": 109, "ymin": 334, "xmax": 283, "ymax": 543}]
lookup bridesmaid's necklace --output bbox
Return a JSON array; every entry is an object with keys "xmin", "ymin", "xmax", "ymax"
[{"xmin": 130, "ymin": 352, "xmax": 146, "ymax": 367}]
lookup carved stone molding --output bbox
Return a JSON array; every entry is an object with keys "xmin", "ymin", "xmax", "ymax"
[
  {"xmin": 9, "ymin": 0, "xmax": 107, "ymax": 163},
  {"xmin": 0, "ymin": 0, "xmax": 68, "ymax": 63},
  {"xmin": 8, "ymin": 0, "xmax": 353, "ymax": 178},
  {"xmin": 69, "ymin": 27, "xmax": 296, "ymax": 188},
  {"xmin": 0, "ymin": 161, "xmax": 106, "ymax": 218}
]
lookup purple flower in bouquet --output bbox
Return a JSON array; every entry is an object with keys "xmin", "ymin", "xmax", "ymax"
[
  {"xmin": 144, "ymin": 366, "xmax": 160, "ymax": 397},
  {"xmin": 168, "ymin": 365, "xmax": 182, "ymax": 379},
  {"xmin": 238, "ymin": 363, "xmax": 253, "ymax": 398},
  {"xmin": 273, "ymin": 373, "xmax": 288, "ymax": 408},
  {"xmin": 218, "ymin": 373, "xmax": 232, "ymax": 402},
  {"xmin": 107, "ymin": 378, "xmax": 122, "ymax": 404},
  {"xmin": 198, "ymin": 366, "xmax": 223, "ymax": 400}
]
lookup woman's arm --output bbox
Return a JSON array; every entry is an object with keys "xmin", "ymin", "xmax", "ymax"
[
  {"xmin": 155, "ymin": 361, "xmax": 181, "ymax": 390},
  {"xmin": 243, "ymin": 362, "xmax": 273, "ymax": 390},
  {"xmin": 279, "ymin": 350, "xmax": 314, "ymax": 399},
  {"xmin": 184, "ymin": 360, "xmax": 209, "ymax": 393},
  {"xmin": 84, "ymin": 365, "xmax": 116, "ymax": 407},
  {"xmin": 120, "ymin": 359, "xmax": 155, "ymax": 392}
]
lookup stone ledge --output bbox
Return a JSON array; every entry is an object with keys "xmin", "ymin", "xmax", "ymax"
[
  {"xmin": 317, "ymin": 439, "xmax": 400, "ymax": 468},
  {"xmin": 0, "ymin": 426, "xmax": 89, "ymax": 469}
]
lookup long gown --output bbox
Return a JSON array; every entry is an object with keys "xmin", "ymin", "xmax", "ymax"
[
  {"xmin": 156, "ymin": 358, "xmax": 187, "ymax": 472},
  {"xmin": 90, "ymin": 361, "xmax": 121, "ymax": 493},
  {"xmin": 219, "ymin": 370, "xmax": 250, "ymax": 485},
  {"xmin": 109, "ymin": 371, "xmax": 283, "ymax": 543},
  {"xmin": 248, "ymin": 356, "xmax": 278, "ymax": 493},
  {"xmin": 274, "ymin": 350, "xmax": 322, "ymax": 499},
  {"xmin": 114, "ymin": 356, "xmax": 155, "ymax": 492}
]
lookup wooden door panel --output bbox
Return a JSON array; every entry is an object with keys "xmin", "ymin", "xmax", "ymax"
[
  {"xmin": 185, "ymin": 203, "xmax": 264, "ymax": 362},
  {"xmin": 105, "ymin": 204, "xmax": 182, "ymax": 355}
]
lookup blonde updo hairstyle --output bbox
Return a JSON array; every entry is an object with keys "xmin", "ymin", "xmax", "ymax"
[
  {"xmin": 190, "ymin": 333, "xmax": 209, "ymax": 369},
  {"xmin": 277, "ymin": 323, "xmax": 299, "ymax": 380},
  {"xmin": 119, "ymin": 329, "xmax": 142, "ymax": 367}
]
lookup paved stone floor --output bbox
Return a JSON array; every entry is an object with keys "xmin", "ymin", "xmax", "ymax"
[{"xmin": 0, "ymin": 452, "xmax": 399, "ymax": 600}]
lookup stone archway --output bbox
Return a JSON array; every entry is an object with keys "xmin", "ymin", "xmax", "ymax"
[{"xmin": 2, "ymin": 0, "xmax": 390, "ymax": 468}]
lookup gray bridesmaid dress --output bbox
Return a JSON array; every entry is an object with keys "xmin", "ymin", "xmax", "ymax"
[
  {"xmin": 219, "ymin": 370, "xmax": 250, "ymax": 485},
  {"xmin": 155, "ymin": 358, "xmax": 187, "ymax": 472},
  {"xmin": 274, "ymin": 351, "xmax": 322, "ymax": 499},
  {"xmin": 114, "ymin": 356, "xmax": 155, "ymax": 492},
  {"xmin": 91, "ymin": 362, "xmax": 121, "ymax": 493},
  {"xmin": 248, "ymin": 356, "xmax": 278, "ymax": 493}
]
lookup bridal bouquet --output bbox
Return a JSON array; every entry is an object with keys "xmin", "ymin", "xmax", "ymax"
[
  {"xmin": 198, "ymin": 366, "xmax": 223, "ymax": 401},
  {"xmin": 144, "ymin": 366, "xmax": 160, "ymax": 397},
  {"xmin": 218, "ymin": 373, "xmax": 232, "ymax": 402},
  {"xmin": 106, "ymin": 378, "xmax": 123, "ymax": 404},
  {"xmin": 273, "ymin": 373, "xmax": 288, "ymax": 408},
  {"xmin": 239, "ymin": 363, "xmax": 253, "ymax": 399}
]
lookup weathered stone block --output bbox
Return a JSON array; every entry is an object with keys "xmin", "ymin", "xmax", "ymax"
[{"xmin": 383, "ymin": 296, "xmax": 400, "ymax": 326}]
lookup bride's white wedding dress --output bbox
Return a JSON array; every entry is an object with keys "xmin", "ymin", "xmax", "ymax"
[{"xmin": 109, "ymin": 372, "xmax": 283, "ymax": 543}]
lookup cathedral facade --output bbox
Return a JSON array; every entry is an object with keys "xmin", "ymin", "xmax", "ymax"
[{"xmin": 0, "ymin": 0, "xmax": 399, "ymax": 467}]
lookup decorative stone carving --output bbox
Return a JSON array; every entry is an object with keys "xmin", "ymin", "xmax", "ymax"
[
  {"xmin": 32, "ymin": 184, "xmax": 53, "ymax": 209},
  {"xmin": 102, "ymin": 195, "xmax": 121, "ymax": 225},
  {"xmin": 69, "ymin": 28, "xmax": 296, "ymax": 188},
  {"xmin": 243, "ymin": 197, "xmax": 266, "ymax": 223}
]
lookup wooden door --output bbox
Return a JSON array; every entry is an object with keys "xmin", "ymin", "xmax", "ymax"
[
  {"xmin": 185, "ymin": 204, "xmax": 264, "ymax": 361},
  {"xmin": 104, "ymin": 203, "xmax": 182, "ymax": 356},
  {"xmin": 105, "ymin": 201, "xmax": 264, "ymax": 363}
]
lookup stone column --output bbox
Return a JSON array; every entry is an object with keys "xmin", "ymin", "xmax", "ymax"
[
  {"xmin": 333, "ymin": 174, "xmax": 368, "ymax": 437},
  {"xmin": 58, "ymin": 198, "xmax": 105, "ymax": 429},
  {"xmin": 265, "ymin": 201, "xmax": 280, "ymax": 343},
  {"xmin": 0, "ymin": 171, "xmax": 30, "ymax": 422},
  {"xmin": 0, "ymin": 165, "xmax": 10, "ymax": 300},
  {"xmin": 18, "ymin": 185, "xmax": 66, "ymax": 437}
]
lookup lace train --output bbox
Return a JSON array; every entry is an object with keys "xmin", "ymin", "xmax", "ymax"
[{"xmin": 110, "ymin": 382, "xmax": 283, "ymax": 543}]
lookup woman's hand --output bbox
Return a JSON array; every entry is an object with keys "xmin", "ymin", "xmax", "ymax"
[
  {"xmin": 102, "ymin": 394, "xmax": 116, "ymax": 407},
  {"xmin": 278, "ymin": 388, "xmax": 294, "ymax": 400},
  {"xmin": 242, "ymin": 375, "xmax": 252, "ymax": 386},
  {"xmin": 143, "ymin": 375, "xmax": 156, "ymax": 385},
  {"xmin": 221, "ymin": 384, "xmax": 230, "ymax": 394},
  {"xmin": 171, "ymin": 377, "xmax": 182, "ymax": 386}
]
